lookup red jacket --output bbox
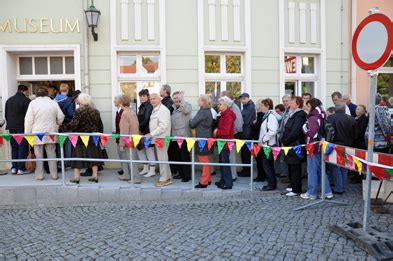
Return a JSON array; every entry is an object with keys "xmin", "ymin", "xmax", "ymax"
[{"xmin": 217, "ymin": 108, "xmax": 236, "ymax": 140}]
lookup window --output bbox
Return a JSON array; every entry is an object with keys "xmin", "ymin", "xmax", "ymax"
[
  {"xmin": 204, "ymin": 53, "xmax": 243, "ymax": 101},
  {"xmin": 117, "ymin": 53, "xmax": 161, "ymax": 110},
  {"xmin": 377, "ymin": 56, "xmax": 393, "ymax": 97},
  {"xmin": 284, "ymin": 55, "xmax": 318, "ymax": 97},
  {"xmin": 18, "ymin": 55, "xmax": 74, "ymax": 77}
]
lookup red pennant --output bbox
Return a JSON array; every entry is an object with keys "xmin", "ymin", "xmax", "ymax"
[
  {"xmin": 207, "ymin": 138, "xmax": 216, "ymax": 150},
  {"xmin": 251, "ymin": 144, "xmax": 261, "ymax": 157},
  {"xmin": 0, "ymin": 136, "xmax": 3, "ymax": 145},
  {"xmin": 227, "ymin": 141, "xmax": 235, "ymax": 152},
  {"xmin": 49, "ymin": 135, "xmax": 56, "ymax": 142},
  {"xmin": 100, "ymin": 135, "xmax": 109, "ymax": 146},
  {"xmin": 13, "ymin": 134, "xmax": 24, "ymax": 145},
  {"xmin": 177, "ymin": 139, "xmax": 184, "ymax": 149},
  {"xmin": 155, "ymin": 138, "xmax": 164, "ymax": 150},
  {"xmin": 121, "ymin": 137, "xmax": 133, "ymax": 148},
  {"xmin": 305, "ymin": 144, "xmax": 314, "ymax": 157},
  {"xmin": 368, "ymin": 165, "xmax": 391, "ymax": 181}
]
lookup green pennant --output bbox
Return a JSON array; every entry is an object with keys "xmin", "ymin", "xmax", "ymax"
[
  {"xmin": 217, "ymin": 140, "xmax": 226, "ymax": 155},
  {"xmin": 164, "ymin": 136, "xmax": 173, "ymax": 146},
  {"xmin": 57, "ymin": 135, "xmax": 68, "ymax": 147},
  {"xmin": 263, "ymin": 147, "xmax": 272, "ymax": 158},
  {"xmin": 387, "ymin": 168, "xmax": 393, "ymax": 179},
  {"xmin": 110, "ymin": 133, "xmax": 120, "ymax": 139},
  {"xmin": 2, "ymin": 134, "xmax": 12, "ymax": 142}
]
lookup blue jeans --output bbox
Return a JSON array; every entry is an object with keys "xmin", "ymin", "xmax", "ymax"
[
  {"xmin": 9, "ymin": 129, "xmax": 28, "ymax": 171},
  {"xmin": 307, "ymin": 154, "xmax": 332, "ymax": 197},
  {"xmin": 331, "ymin": 165, "xmax": 348, "ymax": 193},
  {"xmin": 219, "ymin": 149, "xmax": 233, "ymax": 188}
]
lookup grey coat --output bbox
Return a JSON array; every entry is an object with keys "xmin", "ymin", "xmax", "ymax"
[
  {"xmin": 230, "ymin": 101, "xmax": 243, "ymax": 135},
  {"xmin": 189, "ymin": 107, "xmax": 213, "ymax": 155},
  {"xmin": 171, "ymin": 100, "xmax": 192, "ymax": 137}
]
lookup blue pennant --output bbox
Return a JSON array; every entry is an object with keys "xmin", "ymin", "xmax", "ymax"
[
  {"xmin": 293, "ymin": 145, "xmax": 302, "ymax": 158},
  {"xmin": 144, "ymin": 136, "xmax": 153, "ymax": 148},
  {"xmin": 198, "ymin": 140, "xmax": 206, "ymax": 152},
  {"xmin": 246, "ymin": 142, "xmax": 252, "ymax": 151},
  {"xmin": 325, "ymin": 143, "xmax": 335, "ymax": 155},
  {"xmin": 92, "ymin": 136, "xmax": 100, "ymax": 146},
  {"xmin": 36, "ymin": 132, "xmax": 45, "ymax": 142}
]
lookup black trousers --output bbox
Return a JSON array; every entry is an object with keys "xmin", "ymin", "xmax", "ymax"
[
  {"xmin": 240, "ymin": 145, "xmax": 251, "ymax": 174},
  {"xmin": 289, "ymin": 163, "xmax": 302, "ymax": 194},
  {"xmin": 255, "ymin": 150, "xmax": 266, "ymax": 180},
  {"xmin": 168, "ymin": 141, "xmax": 191, "ymax": 180},
  {"xmin": 262, "ymin": 154, "xmax": 276, "ymax": 188}
]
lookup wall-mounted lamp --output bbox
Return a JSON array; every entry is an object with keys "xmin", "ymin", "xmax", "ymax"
[{"xmin": 84, "ymin": 0, "xmax": 101, "ymax": 41}]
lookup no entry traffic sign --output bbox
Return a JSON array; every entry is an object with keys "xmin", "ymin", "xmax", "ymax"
[{"xmin": 352, "ymin": 13, "xmax": 393, "ymax": 71}]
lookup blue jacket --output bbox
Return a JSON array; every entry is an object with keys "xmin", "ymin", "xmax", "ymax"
[{"xmin": 55, "ymin": 94, "xmax": 75, "ymax": 126}]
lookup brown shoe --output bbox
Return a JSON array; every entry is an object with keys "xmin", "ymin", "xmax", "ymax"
[{"xmin": 155, "ymin": 179, "xmax": 172, "ymax": 187}]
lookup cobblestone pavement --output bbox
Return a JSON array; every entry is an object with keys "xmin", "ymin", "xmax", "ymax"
[{"xmin": 0, "ymin": 183, "xmax": 392, "ymax": 260}]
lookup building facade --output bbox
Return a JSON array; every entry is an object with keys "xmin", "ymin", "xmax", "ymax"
[{"xmin": 0, "ymin": 0, "xmax": 352, "ymax": 165}]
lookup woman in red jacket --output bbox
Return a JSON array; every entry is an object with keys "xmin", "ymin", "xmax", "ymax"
[{"xmin": 213, "ymin": 96, "xmax": 236, "ymax": 190}]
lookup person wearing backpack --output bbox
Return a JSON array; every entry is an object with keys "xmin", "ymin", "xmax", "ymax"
[{"xmin": 301, "ymin": 98, "xmax": 333, "ymax": 200}]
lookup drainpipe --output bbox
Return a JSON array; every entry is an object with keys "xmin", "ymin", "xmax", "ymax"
[
  {"xmin": 340, "ymin": 0, "xmax": 344, "ymax": 92},
  {"xmin": 83, "ymin": 0, "xmax": 90, "ymax": 94}
]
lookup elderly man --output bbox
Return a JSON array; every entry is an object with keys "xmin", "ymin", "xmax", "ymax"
[
  {"xmin": 277, "ymin": 94, "xmax": 291, "ymax": 180},
  {"xmin": 160, "ymin": 84, "xmax": 174, "ymax": 114},
  {"xmin": 239, "ymin": 93, "xmax": 255, "ymax": 177},
  {"xmin": 331, "ymin": 91, "xmax": 351, "ymax": 116},
  {"xmin": 168, "ymin": 91, "xmax": 193, "ymax": 182},
  {"xmin": 343, "ymin": 94, "xmax": 357, "ymax": 118},
  {"xmin": 145, "ymin": 93, "xmax": 172, "ymax": 187}
]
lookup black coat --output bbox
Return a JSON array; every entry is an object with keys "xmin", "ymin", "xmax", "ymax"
[
  {"xmin": 5, "ymin": 92, "xmax": 31, "ymax": 131},
  {"xmin": 354, "ymin": 114, "xmax": 368, "ymax": 149},
  {"xmin": 241, "ymin": 100, "xmax": 256, "ymax": 139},
  {"xmin": 252, "ymin": 112, "xmax": 265, "ymax": 140},
  {"xmin": 161, "ymin": 96, "xmax": 174, "ymax": 114},
  {"xmin": 281, "ymin": 110, "xmax": 307, "ymax": 164},
  {"xmin": 137, "ymin": 101, "xmax": 153, "ymax": 135},
  {"xmin": 327, "ymin": 111, "xmax": 356, "ymax": 147}
]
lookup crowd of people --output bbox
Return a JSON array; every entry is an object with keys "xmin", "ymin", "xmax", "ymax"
[{"xmin": 3, "ymin": 83, "xmax": 393, "ymax": 198}]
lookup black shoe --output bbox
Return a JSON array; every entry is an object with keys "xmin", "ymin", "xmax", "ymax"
[
  {"xmin": 253, "ymin": 177, "xmax": 266, "ymax": 182},
  {"xmin": 211, "ymin": 171, "xmax": 216, "ymax": 176},
  {"xmin": 232, "ymin": 178, "xmax": 237, "ymax": 182},
  {"xmin": 88, "ymin": 177, "xmax": 98, "ymax": 183},
  {"xmin": 70, "ymin": 179, "xmax": 80, "ymax": 184},
  {"xmin": 118, "ymin": 170, "xmax": 124, "ymax": 175},
  {"xmin": 215, "ymin": 181, "xmax": 223, "ymax": 187},
  {"xmin": 333, "ymin": 191, "xmax": 344, "ymax": 195},
  {"xmin": 262, "ymin": 186, "xmax": 276, "ymax": 191},
  {"xmin": 173, "ymin": 174, "xmax": 182, "ymax": 179},
  {"xmin": 195, "ymin": 183, "xmax": 208, "ymax": 189},
  {"xmin": 208, "ymin": 181, "xmax": 212, "ymax": 185},
  {"xmin": 181, "ymin": 178, "xmax": 191, "ymax": 182},
  {"xmin": 219, "ymin": 185, "xmax": 232, "ymax": 190}
]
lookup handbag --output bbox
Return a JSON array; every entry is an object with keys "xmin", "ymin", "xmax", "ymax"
[{"xmin": 25, "ymin": 151, "xmax": 36, "ymax": 171}]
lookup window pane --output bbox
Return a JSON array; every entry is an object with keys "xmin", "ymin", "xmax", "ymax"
[
  {"xmin": 65, "ymin": 57, "xmax": 74, "ymax": 74},
  {"xmin": 19, "ymin": 57, "xmax": 33, "ymax": 75},
  {"xmin": 35, "ymin": 57, "xmax": 48, "ymax": 75},
  {"xmin": 285, "ymin": 56, "xmax": 296, "ymax": 73},
  {"xmin": 226, "ymin": 56, "xmax": 241, "ymax": 73},
  {"xmin": 205, "ymin": 55, "xmax": 220, "ymax": 73},
  {"xmin": 50, "ymin": 57, "xmax": 63, "ymax": 74},
  {"xmin": 226, "ymin": 82, "xmax": 241, "ymax": 100},
  {"xmin": 205, "ymin": 82, "xmax": 221, "ymax": 105},
  {"xmin": 142, "ymin": 82, "xmax": 160, "ymax": 94},
  {"xmin": 285, "ymin": 81, "xmax": 296, "ymax": 96},
  {"xmin": 301, "ymin": 82, "xmax": 315, "ymax": 97},
  {"xmin": 301, "ymin": 57, "xmax": 314, "ymax": 73},
  {"xmin": 142, "ymin": 56, "xmax": 160, "ymax": 74},
  {"xmin": 377, "ymin": 73, "xmax": 393, "ymax": 97},
  {"xmin": 120, "ymin": 82, "xmax": 137, "ymax": 111},
  {"xmin": 119, "ymin": 56, "xmax": 137, "ymax": 74}
]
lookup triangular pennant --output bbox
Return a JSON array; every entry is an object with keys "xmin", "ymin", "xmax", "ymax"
[
  {"xmin": 272, "ymin": 147, "xmax": 281, "ymax": 160},
  {"xmin": 368, "ymin": 165, "xmax": 391, "ymax": 181},
  {"xmin": 49, "ymin": 135, "xmax": 56, "ymax": 142},
  {"xmin": 164, "ymin": 136, "xmax": 173, "ymax": 146},
  {"xmin": 252, "ymin": 144, "xmax": 261, "ymax": 157},
  {"xmin": 92, "ymin": 135, "xmax": 100, "ymax": 146},
  {"xmin": 227, "ymin": 141, "xmax": 235, "ymax": 152},
  {"xmin": 13, "ymin": 134, "xmax": 24, "ymax": 145},
  {"xmin": 198, "ymin": 140, "xmax": 206, "ymax": 152},
  {"xmin": 24, "ymin": 136, "xmax": 35, "ymax": 147},
  {"xmin": 69, "ymin": 135, "xmax": 79, "ymax": 148},
  {"xmin": 207, "ymin": 138, "xmax": 216, "ymax": 150},
  {"xmin": 246, "ymin": 142, "xmax": 252, "ymax": 152},
  {"xmin": 282, "ymin": 147, "xmax": 291, "ymax": 156},
  {"xmin": 387, "ymin": 168, "xmax": 393, "ymax": 179},
  {"xmin": 347, "ymin": 154, "xmax": 354, "ymax": 170},
  {"xmin": 0, "ymin": 136, "xmax": 3, "ymax": 145},
  {"xmin": 100, "ymin": 135, "xmax": 109, "ymax": 146},
  {"xmin": 2, "ymin": 134, "xmax": 12, "ymax": 142},
  {"xmin": 353, "ymin": 157, "xmax": 363, "ymax": 175},
  {"xmin": 121, "ymin": 137, "xmax": 132, "ymax": 148},
  {"xmin": 236, "ymin": 140, "xmax": 245, "ymax": 153},
  {"xmin": 155, "ymin": 138, "xmax": 164, "ymax": 150},
  {"xmin": 57, "ymin": 135, "xmax": 68, "ymax": 147},
  {"xmin": 293, "ymin": 145, "xmax": 302, "ymax": 158},
  {"xmin": 325, "ymin": 143, "xmax": 335, "ymax": 155},
  {"xmin": 217, "ymin": 140, "xmax": 226, "ymax": 154},
  {"xmin": 36, "ymin": 132, "xmax": 45, "ymax": 142},
  {"xmin": 144, "ymin": 136, "xmax": 153, "ymax": 148},
  {"xmin": 186, "ymin": 138, "xmax": 196, "ymax": 152},
  {"xmin": 263, "ymin": 146, "xmax": 272, "ymax": 158},
  {"xmin": 177, "ymin": 139, "xmax": 184, "ymax": 149},
  {"xmin": 80, "ymin": 135, "xmax": 90, "ymax": 148},
  {"xmin": 322, "ymin": 141, "xmax": 328, "ymax": 154},
  {"xmin": 132, "ymin": 135, "xmax": 142, "ymax": 147},
  {"xmin": 305, "ymin": 144, "xmax": 315, "ymax": 157},
  {"xmin": 111, "ymin": 133, "xmax": 120, "ymax": 139}
]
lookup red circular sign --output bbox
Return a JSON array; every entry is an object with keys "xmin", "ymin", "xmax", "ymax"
[{"xmin": 352, "ymin": 13, "xmax": 393, "ymax": 71}]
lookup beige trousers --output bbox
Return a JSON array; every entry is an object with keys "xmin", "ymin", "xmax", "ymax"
[
  {"xmin": 34, "ymin": 144, "xmax": 57, "ymax": 179},
  {"xmin": 155, "ymin": 144, "xmax": 172, "ymax": 182}
]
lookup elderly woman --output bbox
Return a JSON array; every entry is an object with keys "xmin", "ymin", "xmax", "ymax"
[
  {"xmin": 25, "ymin": 86, "xmax": 65, "ymax": 180},
  {"xmin": 69, "ymin": 93, "xmax": 104, "ymax": 184},
  {"xmin": 190, "ymin": 94, "xmax": 213, "ymax": 188},
  {"xmin": 213, "ymin": 96, "xmax": 236, "ymax": 190},
  {"xmin": 281, "ymin": 96, "xmax": 307, "ymax": 197},
  {"xmin": 117, "ymin": 95, "xmax": 141, "ymax": 183}
]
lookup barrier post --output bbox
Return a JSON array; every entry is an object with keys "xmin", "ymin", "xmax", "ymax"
[
  {"xmin": 191, "ymin": 146, "xmax": 195, "ymax": 190},
  {"xmin": 60, "ymin": 143, "xmax": 66, "ymax": 186},
  {"xmin": 129, "ymin": 145, "xmax": 134, "ymax": 187},
  {"xmin": 250, "ymin": 142, "xmax": 253, "ymax": 191}
]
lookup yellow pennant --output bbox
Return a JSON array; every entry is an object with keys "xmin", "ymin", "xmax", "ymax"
[
  {"xmin": 185, "ymin": 138, "xmax": 196, "ymax": 152},
  {"xmin": 353, "ymin": 157, "xmax": 363, "ymax": 174},
  {"xmin": 282, "ymin": 147, "xmax": 291, "ymax": 156},
  {"xmin": 132, "ymin": 135, "xmax": 142, "ymax": 146},
  {"xmin": 25, "ymin": 136, "xmax": 35, "ymax": 147},
  {"xmin": 322, "ymin": 141, "xmax": 328, "ymax": 154},
  {"xmin": 236, "ymin": 140, "xmax": 245, "ymax": 153},
  {"xmin": 80, "ymin": 135, "xmax": 90, "ymax": 148}
]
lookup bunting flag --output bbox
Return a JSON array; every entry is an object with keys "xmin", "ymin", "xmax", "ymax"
[
  {"xmin": 2, "ymin": 134, "xmax": 12, "ymax": 142},
  {"xmin": 100, "ymin": 135, "xmax": 109, "ymax": 146},
  {"xmin": 217, "ymin": 140, "xmax": 226, "ymax": 154},
  {"xmin": 236, "ymin": 140, "xmax": 245, "ymax": 153},
  {"xmin": 111, "ymin": 133, "xmax": 120, "ymax": 139},
  {"xmin": 293, "ymin": 145, "xmax": 302, "ymax": 158},
  {"xmin": 155, "ymin": 138, "xmax": 164, "ymax": 150},
  {"xmin": 92, "ymin": 136, "xmax": 100, "ymax": 146},
  {"xmin": 186, "ymin": 138, "xmax": 196, "ymax": 152},
  {"xmin": 368, "ymin": 165, "xmax": 393, "ymax": 181},
  {"xmin": 347, "ymin": 154, "xmax": 354, "ymax": 170},
  {"xmin": 263, "ymin": 146, "xmax": 272, "ymax": 158},
  {"xmin": 251, "ymin": 144, "xmax": 261, "ymax": 157},
  {"xmin": 69, "ymin": 135, "xmax": 79, "ymax": 148},
  {"xmin": 49, "ymin": 135, "xmax": 56, "ymax": 142},
  {"xmin": 282, "ymin": 147, "xmax": 291, "ymax": 156},
  {"xmin": 246, "ymin": 142, "xmax": 252, "ymax": 152},
  {"xmin": 144, "ymin": 136, "xmax": 153, "ymax": 148},
  {"xmin": 121, "ymin": 137, "xmax": 132, "ymax": 148},
  {"xmin": 164, "ymin": 136, "xmax": 173, "ymax": 146},
  {"xmin": 80, "ymin": 135, "xmax": 90, "ymax": 148},
  {"xmin": 322, "ymin": 141, "xmax": 328, "ymax": 154},
  {"xmin": 177, "ymin": 139, "xmax": 184, "ymax": 149},
  {"xmin": 198, "ymin": 140, "xmax": 206, "ymax": 152},
  {"xmin": 354, "ymin": 157, "xmax": 363, "ymax": 174},
  {"xmin": 272, "ymin": 147, "xmax": 281, "ymax": 160},
  {"xmin": 57, "ymin": 135, "xmax": 68, "ymax": 147},
  {"xmin": 132, "ymin": 135, "xmax": 142, "ymax": 147},
  {"xmin": 207, "ymin": 138, "xmax": 216, "ymax": 150},
  {"xmin": 0, "ymin": 136, "xmax": 3, "ymax": 145},
  {"xmin": 305, "ymin": 143, "xmax": 315, "ymax": 157},
  {"xmin": 227, "ymin": 141, "xmax": 235, "ymax": 152},
  {"xmin": 13, "ymin": 135, "xmax": 24, "ymax": 145},
  {"xmin": 24, "ymin": 136, "xmax": 35, "ymax": 147},
  {"xmin": 36, "ymin": 132, "xmax": 45, "ymax": 142},
  {"xmin": 325, "ymin": 143, "xmax": 335, "ymax": 155}
]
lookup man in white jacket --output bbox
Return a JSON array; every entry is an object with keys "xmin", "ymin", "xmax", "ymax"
[{"xmin": 145, "ymin": 93, "xmax": 172, "ymax": 187}]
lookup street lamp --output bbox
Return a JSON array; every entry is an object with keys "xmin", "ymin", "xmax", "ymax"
[{"xmin": 84, "ymin": 0, "xmax": 101, "ymax": 41}]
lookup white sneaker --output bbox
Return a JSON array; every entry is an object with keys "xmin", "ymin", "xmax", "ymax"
[
  {"xmin": 138, "ymin": 165, "xmax": 149, "ymax": 175},
  {"xmin": 300, "ymin": 192, "xmax": 316, "ymax": 200},
  {"xmin": 325, "ymin": 194, "xmax": 334, "ymax": 199},
  {"xmin": 143, "ymin": 166, "xmax": 156, "ymax": 178},
  {"xmin": 286, "ymin": 188, "xmax": 292, "ymax": 192},
  {"xmin": 286, "ymin": 192, "xmax": 299, "ymax": 197},
  {"xmin": 11, "ymin": 168, "xmax": 17, "ymax": 174}
]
